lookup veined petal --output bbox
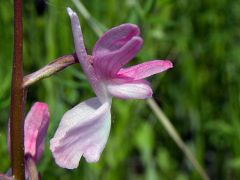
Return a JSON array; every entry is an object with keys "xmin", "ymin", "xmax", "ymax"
[
  {"xmin": 93, "ymin": 36, "xmax": 143, "ymax": 78},
  {"xmin": 117, "ymin": 60, "xmax": 173, "ymax": 80},
  {"xmin": 107, "ymin": 79, "xmax": 152, "ymax": 99},
  {"xmin": 24, "ymin": 102, "xmax": 50, "ymax": 162},
  {"xmin": 93, "ymin": 23, "xmax": 140, "ymax": 56},
  {"xmin": 50, "ymin": 97, "xmax": 111, "ymax": 169}
]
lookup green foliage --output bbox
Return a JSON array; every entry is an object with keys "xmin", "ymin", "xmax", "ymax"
[{"xmin": 0, "ymin": 0, "xmax": 240, "ymax": 179}]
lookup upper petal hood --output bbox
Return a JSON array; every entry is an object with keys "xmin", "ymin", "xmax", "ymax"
[
  {"xmin": 93, "ymin": 23, "xmax": 140, "ymax": 56},
  {"xmin": 50, "ymin": 97, "xmax": 111, "ymax": 169},
  {"xmin": 92, "ymin": 24, "xmax": 143, "ymax": 78}
]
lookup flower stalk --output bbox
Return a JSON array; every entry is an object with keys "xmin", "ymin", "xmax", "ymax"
[
  {"xmin": 23, "ymin": 53, "xmax": 78, "ymax": 88},
  {"xmin": 10, "ymin": 0, "xmax": 25, "ymax": 179}
]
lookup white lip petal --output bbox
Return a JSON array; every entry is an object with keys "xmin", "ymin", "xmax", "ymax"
[{"xmin": 50, "ymin": 97, "xmax": 111, "ymax": 169}]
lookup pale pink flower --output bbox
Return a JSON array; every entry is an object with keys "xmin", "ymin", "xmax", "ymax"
[{"xmin": 50, "ymin": 8, "xmax": 173, "ymax": 169}]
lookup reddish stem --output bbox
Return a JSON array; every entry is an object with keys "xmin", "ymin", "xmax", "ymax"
[{"xmin": 10, "ymin": 0, "xmax": 25, "ymax": 179}]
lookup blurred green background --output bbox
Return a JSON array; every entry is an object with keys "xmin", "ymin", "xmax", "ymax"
[{"xmin": 1, "ymin": 0, "xmax": 240, "ymax": 179}]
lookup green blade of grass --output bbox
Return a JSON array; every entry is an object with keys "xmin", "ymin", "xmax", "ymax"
[
  {"xmin": 147, "ymin": 98, "xmax": 209, "ymax": 180},
  {"xmin": 72, "ymin": 0, "xmax": 106, "ymax": 37}
]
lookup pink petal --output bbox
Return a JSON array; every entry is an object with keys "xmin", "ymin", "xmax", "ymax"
[
  {"xmin": 24, "ymin": 102, "xmax": 50, "ymax": 162},
  {"xmin": 93, "ymin": 23, "xmax": 140, "ymax": 56},
  {"xmin": 8, "ymin": 102, "xmax": 49, "ymax": 163},
  {"xmin": 117, "ymin": 60, "xmax": 173, "ymax": 80},
  {"xmin": 50, "ymin": 97, "xmax": 111, "ymax": 169},
  {"xmin": 107, "ymin": 79, "xmax": 153, "ymax": 99},
  {"xmin": 67, "ymin": 8, "xmax": 88, "ymax": 64},
  {"xmin": 93, "ymin": 36, "xmax": 143, "ymax": 79},
  {"xmin": 67, "ymin": 8, "xmax": 106, "ymax": 100}
]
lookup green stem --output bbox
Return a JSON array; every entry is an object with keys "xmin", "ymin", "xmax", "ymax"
[
  {"xmin": 10, "ymin": 0, "xmax": 25, "ymax": 179},
  {"xmin": 147, "ymin": 99, "xmax": 210, "ymax": 180}
]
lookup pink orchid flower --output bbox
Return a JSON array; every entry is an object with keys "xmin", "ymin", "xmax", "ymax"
[
  {"xmin": 8, "ymin": 102, "xmax": 50, "ymax": 163},
  {"xmin": 50, "ymin": 7, "xmax": 173, "ymax": 169}
]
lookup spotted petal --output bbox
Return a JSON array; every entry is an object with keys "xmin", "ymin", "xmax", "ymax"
[{"xmin": 50, "ymin": 97, "xmax": 111, "ymax": 169}]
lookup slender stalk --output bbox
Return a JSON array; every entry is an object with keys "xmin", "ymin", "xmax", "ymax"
[
  {"xmin": 10, "ymin": 0, "xmax": 25, "ymax": 179},
  {"xmin": 23, "ymin": 54, "xmax": 78, "ymax": 88}
]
